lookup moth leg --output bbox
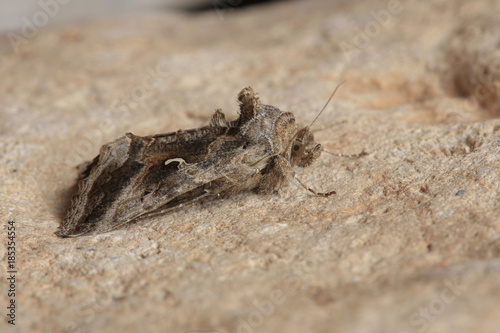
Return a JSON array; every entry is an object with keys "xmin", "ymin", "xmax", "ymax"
[
  {"xmin": 323, "ymin": 150, "xmax": 369, "ymax": 158},
  {"xmin": 255, "ymin": 155, "xmax": 293, "ymax": 194},
  {"xmin": 238, "ymin": 86, "xmax": 261, "ymax": 124},
  {"xmin": 294, "ymin": 176, "xmax": 336, "ymax": 197}
]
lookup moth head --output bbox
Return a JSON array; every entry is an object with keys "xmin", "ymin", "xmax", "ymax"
[
  {"xmin": 289, "ymin": 82, "xmax": 345, "ymax": 168},
  {"xmin": 289, "ymin": 81, "xmax": 347, "ymax": 168},
  {"xmin": 290, "ymin": 126, "xmax": 322, "ymax": 168}
]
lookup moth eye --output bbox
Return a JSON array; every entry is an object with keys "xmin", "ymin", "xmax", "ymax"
[{"xmin": 292, "ymin": 140, "xmax": 305, "ymax": 156}]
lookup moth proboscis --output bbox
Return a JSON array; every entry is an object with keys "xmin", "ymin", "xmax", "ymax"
[{"xmin": 57, "ymin": 85, "xmax": 350, "ymax": 237}]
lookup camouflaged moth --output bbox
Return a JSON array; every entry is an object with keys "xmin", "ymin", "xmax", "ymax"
[{"xmin": 56, "ymin": 86, "xmax": 340, "ymax": 237}]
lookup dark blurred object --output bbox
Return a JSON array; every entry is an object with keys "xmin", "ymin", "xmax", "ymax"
[
  {"xmin": 170, "ymin": 0, "xmax": 286, "ymax": 13},
  {"xmin": 0, "ymin": 0, "xmax": 286, "ymax": 33}
]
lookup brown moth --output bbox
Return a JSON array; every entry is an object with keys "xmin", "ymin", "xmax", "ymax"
[{"xmin": 56, "ymin": 86, "xmax": 337, "ymax": 237}]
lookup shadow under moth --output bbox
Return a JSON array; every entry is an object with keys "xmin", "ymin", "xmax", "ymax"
[{"xmin": 57, "ymin": 86, "xmax": 341, "ymax": 237}]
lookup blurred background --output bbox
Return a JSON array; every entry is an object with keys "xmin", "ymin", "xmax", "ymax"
[{"xmin": 0, "ymin": 0, "xmax": 282, "ymax": 32}]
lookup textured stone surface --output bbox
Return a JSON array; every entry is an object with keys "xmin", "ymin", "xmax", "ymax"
[{"xmin": 1, "ymin": 0, "xmax": 499, "ymax": 332}]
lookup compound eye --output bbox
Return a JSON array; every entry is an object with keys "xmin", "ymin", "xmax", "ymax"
[{"xmin": 292, "ymin": 140, "xmax": 305, "ymax": 157}]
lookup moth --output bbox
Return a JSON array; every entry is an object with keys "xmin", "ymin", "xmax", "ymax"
[{"xmin": 56, "ymin": 86, "xmax": 340, "ymax": 237}]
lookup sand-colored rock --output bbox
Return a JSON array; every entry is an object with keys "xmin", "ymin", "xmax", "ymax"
[{"xmin": 1, "ymin": 0, "xmax": 499, "ymax": 332}]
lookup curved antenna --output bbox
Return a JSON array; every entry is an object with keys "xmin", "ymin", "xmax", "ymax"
[{"xmin": 309, "ymin": 80, "xmax": 346, "ymax": 129}]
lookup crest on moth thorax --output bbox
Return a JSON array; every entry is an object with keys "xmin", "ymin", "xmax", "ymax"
[{"xmin": 56, "ymin": 86, "xmax": 333, "ymax": 237}]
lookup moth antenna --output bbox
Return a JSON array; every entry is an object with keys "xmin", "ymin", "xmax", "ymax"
[
  {"xmin": 323, "ymin": 149, "xmax": 368, "ymax": 158},
  {"xmin": 309, "ymin": 80, "xmax": 346, "ymax": 129},
  {"xmin": 294, "ymin": 175, "xmax": 336, "ymax": 197}
]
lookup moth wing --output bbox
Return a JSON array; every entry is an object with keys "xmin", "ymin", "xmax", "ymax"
[
  {"xmin": 57, "ymin": 130, "xmax": 266, "ymax": 237},
  {"xmin": 109, "ymin": 137, "xmax": 267, "ymax": 233}
]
